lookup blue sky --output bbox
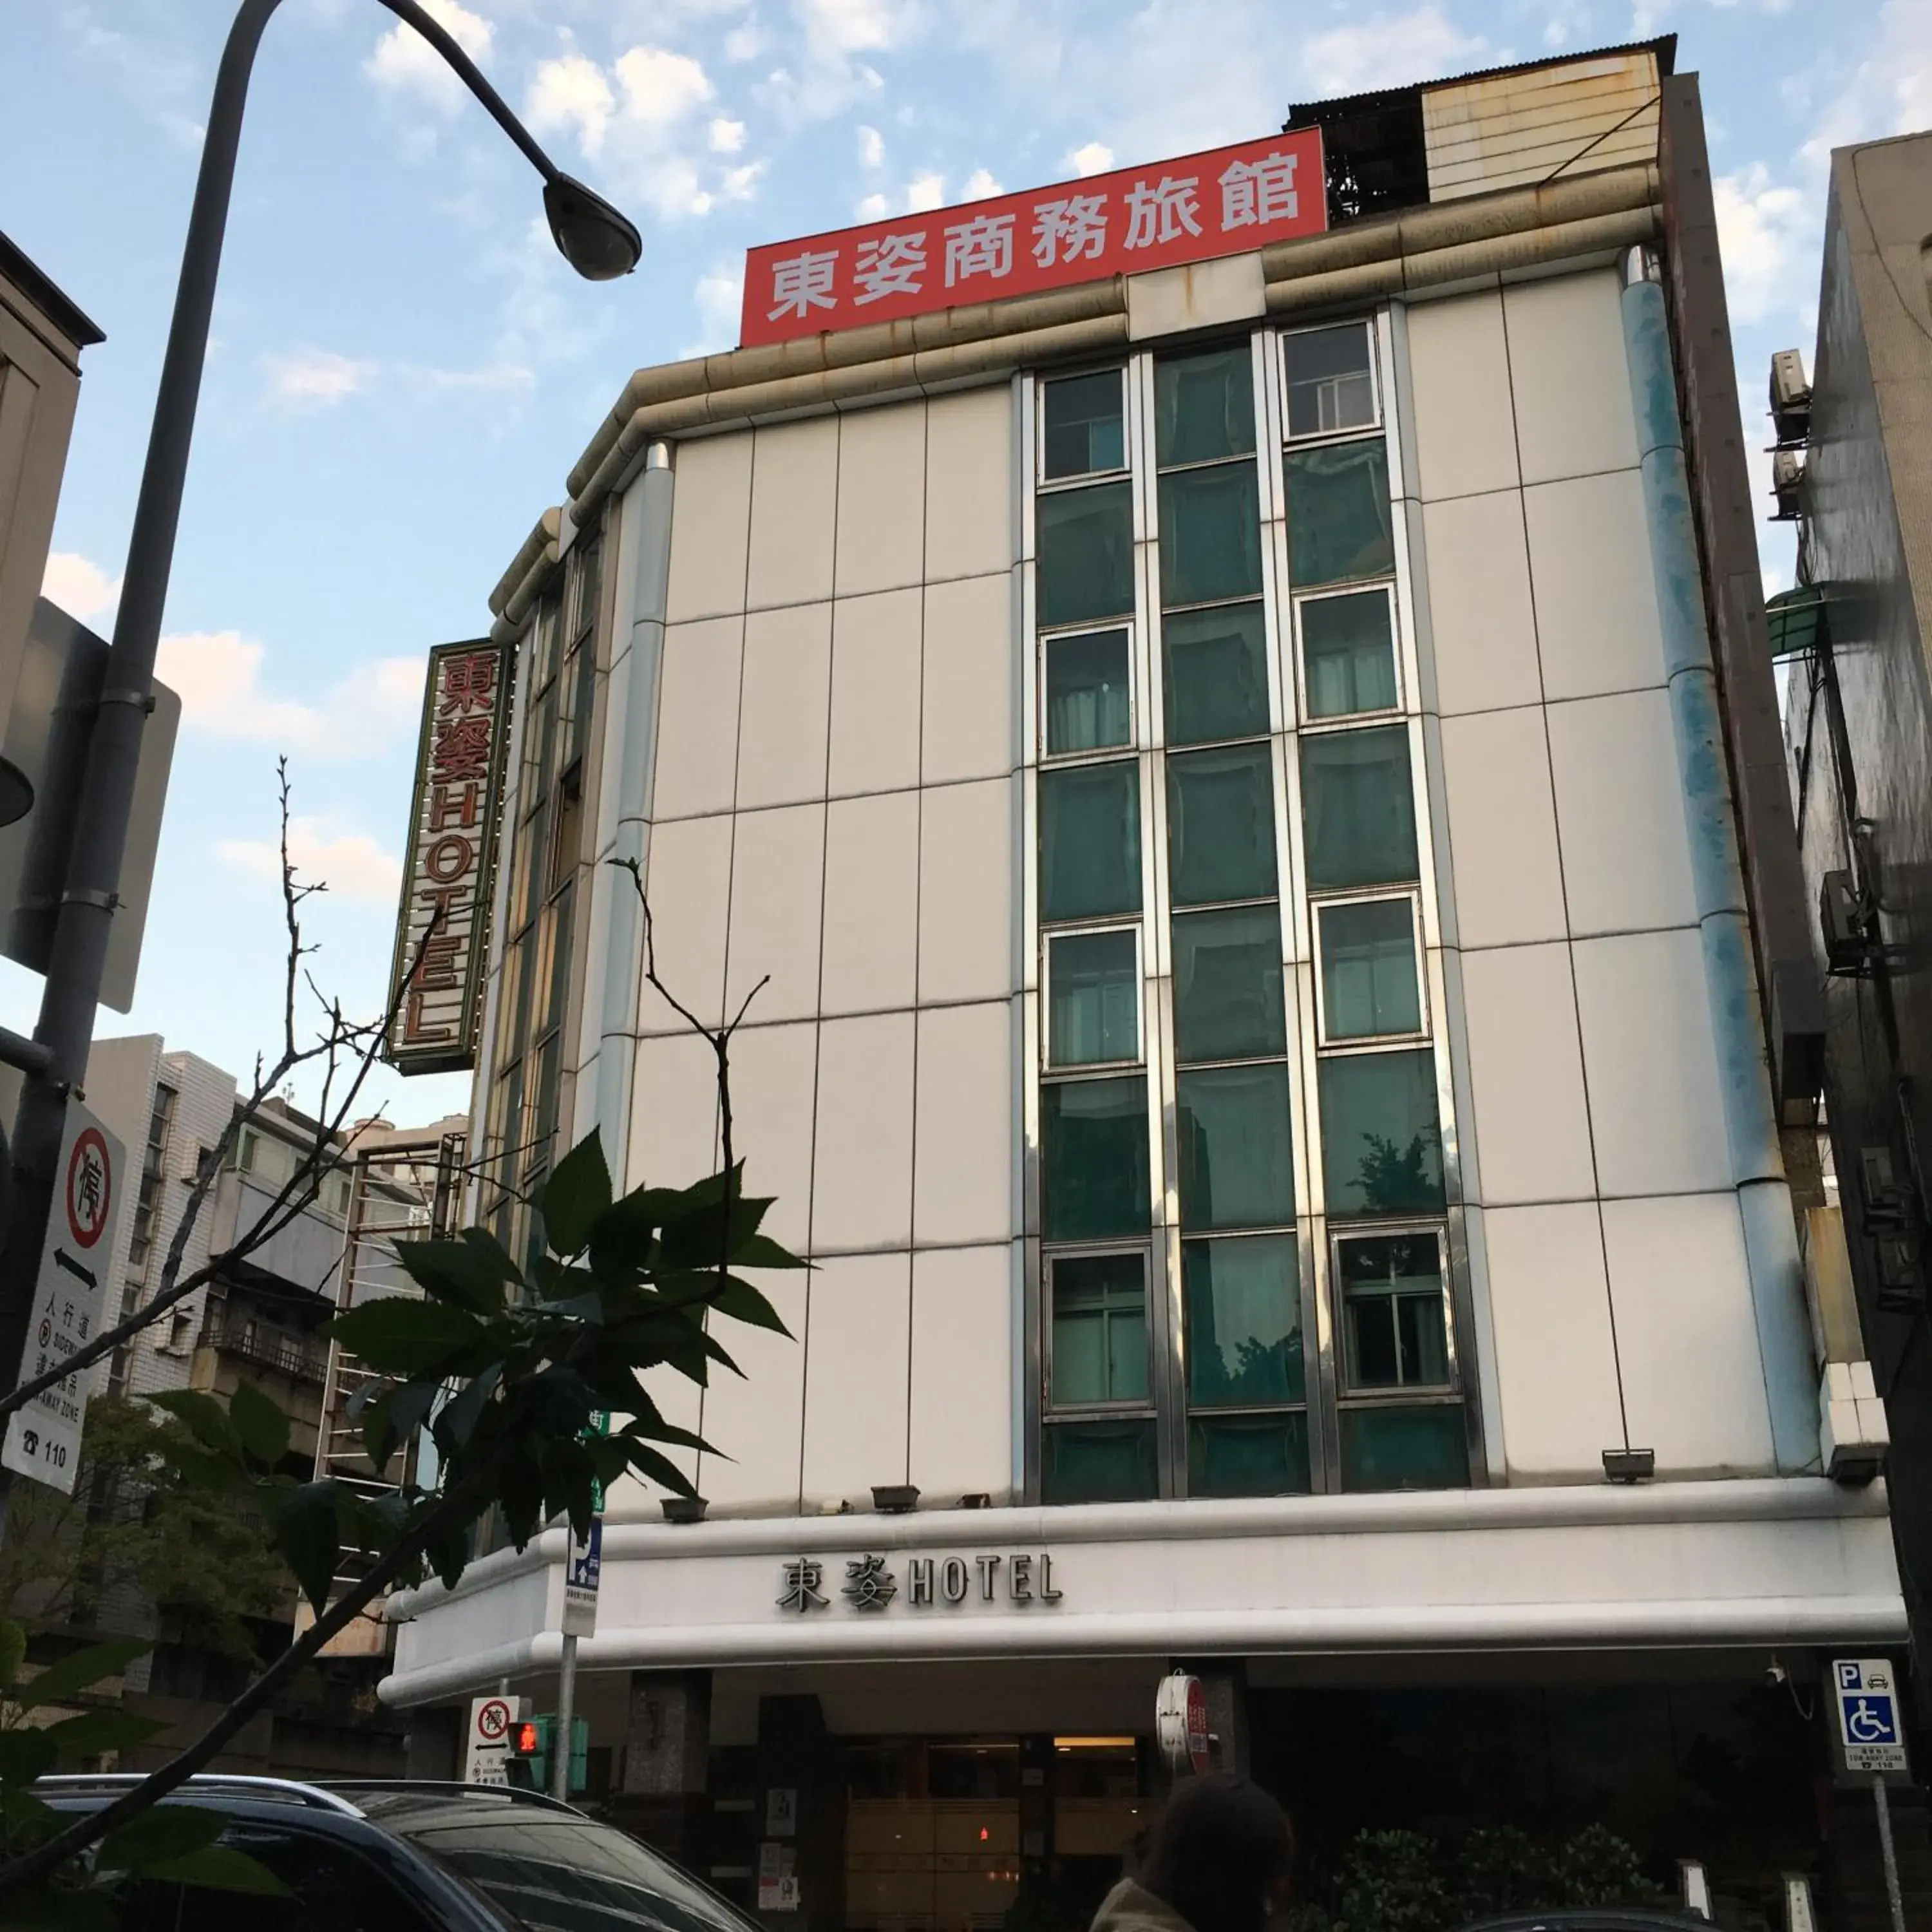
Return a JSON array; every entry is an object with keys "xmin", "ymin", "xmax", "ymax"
[{"xmin": 0, "ymin": 0, "xmax": 1922, "ymax": 1127}]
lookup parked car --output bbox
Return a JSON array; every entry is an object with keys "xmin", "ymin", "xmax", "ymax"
[{"xmin": 35, "ymin": 1775, "xmax": 762, "ymax": 1932}]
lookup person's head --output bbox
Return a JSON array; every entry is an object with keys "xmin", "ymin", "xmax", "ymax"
[{"xmin": 1137, "ymin": 1774, "xmax": 1293, "ymax": 1932}]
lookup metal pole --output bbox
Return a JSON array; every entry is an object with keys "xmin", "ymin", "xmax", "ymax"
[
  {"xmin": 0, "ymin": 0, "xmax": 570, "ymax": 1381},
  {"xmin": 1873, "ymin": 1774, "xmax": 1907, "ymax": 1932},
  {"xmin": 552, "ymin": 1633, "xmax": 577, "ymax": 1801}
]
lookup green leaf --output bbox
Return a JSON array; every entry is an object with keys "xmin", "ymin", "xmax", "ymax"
[
  {"xmin": 10, "ymin": 1640, "xmax": 150, "ymax": 1711},
  {"xmin": 0, "ymin": 1728, "xmax": 57, "ymax": 1785},
  {"xmin": 732, "ymin": 1233, "xmax": 810, "ymax": 1270},
  {"xmin": 433, "ymin": 1364, "xmax": 502, "ymax": 1453},
  {"xmin": 148, "ymin": 1390, "xmax": 241, "ymax": 1461},
  {"xmin": 44, "ymin": 1708, "xmax": 164, "ymax": 1761},
  {"xmin": 146, "ymin": 1845, "xmax": 293, "ymax": 1895},
  {"xmin": 327, "ymin": 1296, "xmax": 485, "ymax": 1375},
  {"xmin": 394, "ymin": 1236, "xmax": 510, "ymax": 1315},
  {"xmin": 227, "ymin": 1379, "xmax": 290, "ymax": 1468},
  {"xmin": 359, "ymin": 1387, "xmax": 401, "ymax": 1475},
  {"xmin": 97, "ymin": 1803, "xmax": 225, "ymax": 1870},
  {"xmin": 624, "ymin": 1439, "xmax": 701, "ymax": 1499},
  {"xmin": 540, "ymin": 1132, "xmax": 612, "ymax": 1256},
  {"xmin": 269, "ymin": 1482, "xmax": 341, "ymax": 1618},
  {"xmin": 658, "ymin": 1269, "xmax": 791, "ymax": 1336}
]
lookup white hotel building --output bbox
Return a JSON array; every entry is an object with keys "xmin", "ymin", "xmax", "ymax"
[{"xmin": 382, "ymin": 39, "xmax": 1912, "ymax": 1929}]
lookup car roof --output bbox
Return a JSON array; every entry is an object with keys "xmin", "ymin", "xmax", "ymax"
[{"xmin": 1459, "ymin": 1915, "xmax": 1715, "ymax": 1932}]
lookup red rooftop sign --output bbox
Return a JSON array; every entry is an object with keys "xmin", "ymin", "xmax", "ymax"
[{"xmin": 741, "ymin": 129, "xmax": 1327, "ymax": 349}]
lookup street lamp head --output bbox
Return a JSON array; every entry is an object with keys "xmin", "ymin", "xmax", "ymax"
[{"xmin": 544, "ymin": 175, "xmax": 642, "ymax": 281}]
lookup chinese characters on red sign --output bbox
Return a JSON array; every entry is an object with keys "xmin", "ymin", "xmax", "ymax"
[
  {"xmin": 388, "ymin": 639, "xmax": 513, "ymax": 1074},
  {"xmin": 740, "ymin": 129, "xmax": 1325, "ymax": 349}
]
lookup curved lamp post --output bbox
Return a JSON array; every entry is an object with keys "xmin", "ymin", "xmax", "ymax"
[{"xmin": 0, "ymin": 1, "xmax": 638, "ymax": 1350}]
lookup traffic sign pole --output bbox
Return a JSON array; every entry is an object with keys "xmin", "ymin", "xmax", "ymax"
[
  {"xmin": 551, "ymin": 1634, "xmax": 577, "ymax": 1802},
  {"xmin": 1873, "ymin": 1775, "xmax": 1906, "ymax": 1932}
]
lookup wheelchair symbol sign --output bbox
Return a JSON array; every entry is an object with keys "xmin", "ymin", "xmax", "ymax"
[{"xmin": 1833, "ymin": 1658, "xmax": 1909, "ymax": 1772}]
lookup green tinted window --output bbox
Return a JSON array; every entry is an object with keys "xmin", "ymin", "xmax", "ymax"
[
  {"xmin": 1045, "ymin": 629, "xmax": 1132, "ymax": 755},
  {"xmin": 1319, "ymin": 898, "xmax": 1421, "ymax": 1041},
  {"xmin": 1283, "ymin": 323, "xmax": 1376, "ymax": 439},
  {"xmin": 1285, "ymin": 439, "xmax": 1394, "ymax": 587},
  {"xmin": 1189, "ymin": 1412, "xmax": 1311, "ymax": 1497},
  {"xmin": 1048, "ymin": 929, "xmax": 1139, "ymax": 1067},
  {"xmin": 1300, "ymin": 726, "xmax": 1417, "ymax": 891},
  {"xmin": 1340, "ymin": 1231, "xmax": 1448, "ymax": 1391},
  {"xmin": 1318, "ymin": 1048, "xmax": 1444, "ymax": 1218},
  {"xmin": 1168, "ymin": 744, "xmax": 1278, "ymax": 907},
  {"xmin": 1159, "ymin": 464, "xmax": 1263, "ymax": 608},
  {"xmin": 1038, "ymin": 482, "xmax": 1134, "ymax": 627},
  {"xmin": 1302, "ymin": 589, "xmax": 1397, "ymax": 719},
  {"xmin": 1339, "ymin": 1404, "xmax": 1468, "ymax": 1492},
  {"xmin": 1172, "ymin": 904, "xmax": 1286, "ymax": 1063},
  {"xmin": 1155, "ymin": 346, "xmax": 1256, "ymax": 465},
  {"xmin": 1163, "ymin": 601, "xmax": 1269, "ymax": 746},
  {"xmin": 1043, "ymin": 1417, "xmax": 1158, "ymax": 1504},
  {"xmin": 1177, "ymin": 1063, "xmax": 1295, "ymax": 1231},
  {"xmin": 1039, "ymin": 762, "xmax": 1141, "ymax": 922},
  {"xmin": 1043, "ymin": 370, "xmax": 1125, "ymax": 479},
  {"xmin": 1184, "ymin": 1233, "xmax": 1303, "ymax": 1405},
  {"xmin": 1050, "ymin": 1251, "xmax": 1148, "ymax": 1405},
  {"xmin": 1041, "ymin": 1075, "xmax": 1150, "ymax": 1241}
]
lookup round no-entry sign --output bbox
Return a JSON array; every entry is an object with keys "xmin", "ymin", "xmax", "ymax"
[
  {"xmin": 65, "ymin": 1128, "xmax": 111, "ymax": 1249},
  {"xmin": 475, "ymin": 1697, "xmax": 512, "ymax": 1743}
]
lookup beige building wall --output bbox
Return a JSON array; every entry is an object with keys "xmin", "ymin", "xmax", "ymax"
[
  {"xmin": 611, "ymin": 384, "xmax": 1021, "ymax": 1516},
  {"xmin": 1405, "ymin": 267, "xmax": 1775, "ymax": 1484}
]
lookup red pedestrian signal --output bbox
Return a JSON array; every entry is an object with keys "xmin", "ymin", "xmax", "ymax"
[{"xmin": 511, "ymin": 1721, "xmax": 542, "ymax": 1756}]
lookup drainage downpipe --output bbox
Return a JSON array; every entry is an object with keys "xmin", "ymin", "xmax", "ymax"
[
  {"xmin": 1620, "ymin": 247, "xmax": 1817, "ymax": 1473},
  {"xmin": 594, "ymin": 442, "xmax": 674, "ymax": 1184}
]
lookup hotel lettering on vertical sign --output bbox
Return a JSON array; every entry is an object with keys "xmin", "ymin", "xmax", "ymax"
[
  {"xmin": 741, "ymin": 128, "xmax": 1325, "ymax": 349},
  {"xmin": 387, "ymin": 638, "xmax": 513, "ymax": 1074}
]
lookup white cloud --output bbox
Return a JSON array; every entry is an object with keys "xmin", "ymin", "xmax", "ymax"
[
  {"xmin": 155, "ymin": 631, "xmax": 423, "ymax": 759},
  {"xmin": 219, "ymin": 817, "xmax": 402, "ymax": 904},
  {"xmin": 858, "ymin": 123, "xmax": 884, "ymax": 167},
  {"xmin": 616, "ymin": 46, "xmax": 715, "ymax": 124},
  {"xmin": 526, "ymin": 53, "xmax": 616, "ymax": 157},
  {"xmin": 687, "ymin": 263, "xmax": 745, "ymax": 355},
  {"xmin": 709, "ymin": 114, "xmax": 747, "ymax": 152},
  {"xmin": 1800, "ymin": 0, "xmax": 1932, "ymax": 173},
  {"xmin": 262, "ymin": 347, "xmax": 376, "ymax": 408},
  {"xmin": 721, "ymin": 161, "xmax": 766, "ymax": 200},
  {"xmin": 408, "ymin": 360, "xmax": 536, "ymax": 395},
  {"xmin": 365, "ymin": 0, "xmax": 494, "ymax": 111},
  {"xmin": 1066, "ymin": 140, "xmax": 1113, "ymax": 176},
  {"xmin": 1303, "ymin": 6, "xmax": 1481, "ymax": 99},
  {"xmin": 961, "ymin": 166, "xmax": 1001, "ymax": 199},
  {"xmin": 1712, "ymin": 164, "xmax": 1810, "ymax": 326},
  {"xmin": 724, "ymin": 21, "xmax": 764, "ymax": 60},
  {"xmin": 797, "ymin": 0, "xmax": 905, "ymax": 56},
  {"xmin": 41, "ymin": 552, "xmax": 120, "ymax": 623},
  {"xmin": 855, "ymin": 190, "xmax": 889, "ymax": 218},
  {"xmin": 906, "ymin": 171, "xmax": 945, "ymax": 211}
]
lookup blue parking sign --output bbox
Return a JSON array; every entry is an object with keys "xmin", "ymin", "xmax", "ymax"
[{"xmin": 1834, "ymin": 1658, "xmax": 1909, "ymax": 1772}]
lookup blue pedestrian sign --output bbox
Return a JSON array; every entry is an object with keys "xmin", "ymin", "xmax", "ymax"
[{"xmin": 1833, "ymin": 1658, "xmax": 1909, "ymax": 1772}]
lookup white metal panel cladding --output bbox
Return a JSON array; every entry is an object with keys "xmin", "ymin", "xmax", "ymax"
[{"xmin": 388, "ymin": 638, "xmax": 514, "ymax": 1074}]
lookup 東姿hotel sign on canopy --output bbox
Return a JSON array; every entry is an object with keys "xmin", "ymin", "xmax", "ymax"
[{"xmin": 739, "ymin": 128, "xmax": 1327, "ymax": 348}]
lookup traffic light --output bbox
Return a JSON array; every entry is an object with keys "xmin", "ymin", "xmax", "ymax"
[{"xmin": 503, "ymin": 1714, "xmax": 589, "ymax": 1794}]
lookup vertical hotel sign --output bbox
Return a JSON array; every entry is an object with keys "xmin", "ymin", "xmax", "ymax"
[
  {"xmin": 387, "ymin": 639, "xmax": 513, "ymax": 1074},
  {"xmin": 741, "ymin": 128, "xmax": 1325, "ymax": 349}
]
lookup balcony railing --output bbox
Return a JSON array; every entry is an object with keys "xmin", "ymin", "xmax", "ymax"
[{"xmin": 203, "ymin": 1318, "xmax": 327, "ymax": 1385}]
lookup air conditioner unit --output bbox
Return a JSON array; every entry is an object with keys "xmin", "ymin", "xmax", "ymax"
[
  {"xmin": 1772, "ymin": 448, "xmax": 1807, "ymax": 520},
  {"xmin": 1770, "ymin": 348, "xmax": 1812, "ymax": 443},
  {"xmin": 1819, "ymin": 869, "xmax": 1870, "ymax": 973}
]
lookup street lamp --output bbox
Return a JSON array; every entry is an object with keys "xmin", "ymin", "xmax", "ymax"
[{"xmin": 0, "ymin": 0, "xmax": 639, "ymax": 1368}]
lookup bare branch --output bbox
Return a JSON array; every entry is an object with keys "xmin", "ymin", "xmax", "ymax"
[{"xmin": 0, "ymin": 770, "xmax": 440, "ymax": 1429}]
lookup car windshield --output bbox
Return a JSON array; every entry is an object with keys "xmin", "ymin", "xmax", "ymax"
[{"xmin": 366, "ymin": 1798, "xmax": 753, "ymax": 1932}]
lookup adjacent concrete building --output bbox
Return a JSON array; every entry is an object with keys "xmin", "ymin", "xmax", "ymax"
[{"xmin": 386, "ymin": 41, "xmax": 1909, "ymax": 1929}]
